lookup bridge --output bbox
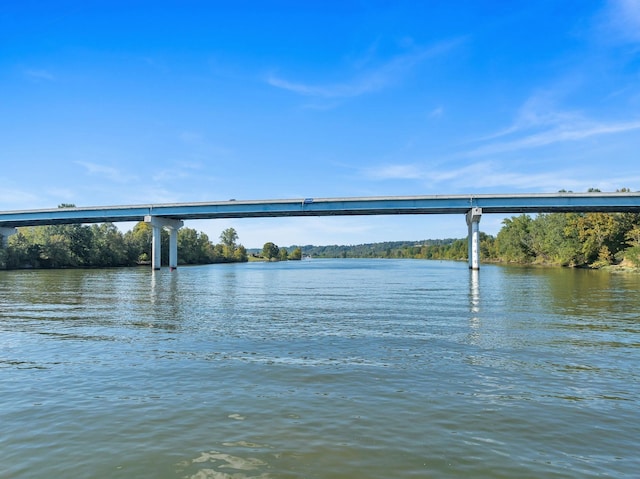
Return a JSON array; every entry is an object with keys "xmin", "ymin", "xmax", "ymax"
[{"xmin": 2, "ymin": 192, "xmax": 640, "ymax": 270}]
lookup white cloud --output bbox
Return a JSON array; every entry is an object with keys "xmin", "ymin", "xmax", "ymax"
[
  {"xmin": 469, "ymin": 119, "xmax": 640, "ymax": 157},
  {"xmin": 362, "ymin": 158, "xmax": 640, "ymax": 193},
  {"xmin": 266, "ymin": 70, "xmax": 388, "ymax": 99},
  {"xmin": 75, "ymin": 161, "xmax": 136, "ymax": 183},
  {"xmin": 266, "ymin": 38, "xmax": 463, "ymax": 99},
  {"xmin": 0, "ymin": 188, "xmax": 41, "ymax": 208},
  {"xmin": 362, "ymin": 84, "xmax": 640, "ymax": 194},
  {"xmin": 151, "ymin": 170, "xmax": 190, "ymax": 182},
  {"xmin": 364, "ymin": 164, "xmax": 425, "ymax": 180},
  {"xmin": 477, "ymin": 93, "xmax": 580, "ymax": 141},
  {"xmin": 150, "ymin": 161, "xmax": 205, "ymax": 183},
  {"xmin": 443, "ymin": 165, "xmax": 640, "ymax": 192},
  {"xmin": 468, "ymin": 91, "xmax": 640, "ymax": 157},
  {"xmin": 601, "ymin": 0, "xmax": 640, "ymax": 44},
  {"xmin": 450, "ymin": 169, "xmax": 581, "ymax": 191}
]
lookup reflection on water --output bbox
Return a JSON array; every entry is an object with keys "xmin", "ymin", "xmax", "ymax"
[
  {"xmin": 469, "ymin": 269, "xmax": 480, "ymax": 314},
  {"xmin": 467, "ymin": 269, "xmax": 482, "ymax": 345},
  {"xmin": 177, "ymin": 450, "xmax": 271, "ymax": 479},
  {"xmin": 1, "ymin": 260, "xmax": 639, "ymax": 479}
]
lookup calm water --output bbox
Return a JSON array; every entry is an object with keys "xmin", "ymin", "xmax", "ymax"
[{"xmin": 1, "ymin": 259, "xmax": 638, "ymax": 478}]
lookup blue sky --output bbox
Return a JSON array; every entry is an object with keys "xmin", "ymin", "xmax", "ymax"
[{"xmin": 2, "ymin": 1, "xmax": 639, "ymax": 248}]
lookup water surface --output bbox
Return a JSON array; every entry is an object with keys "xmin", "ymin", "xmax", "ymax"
[{"xmin": 1, "ymin": 260, "xmax": 638, "ymax": 478}]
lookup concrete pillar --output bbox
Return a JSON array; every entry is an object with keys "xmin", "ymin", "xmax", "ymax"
[
  {"xmin": 0, "ymin": 227, "xmax": 17, "ymax": 247},
  {"xmin": 144, "ymin": 216, "xmax": 183, "ymax": 270},
  {"xmin": 466, "ymin": 208, "xmax": 482, "ymax": 270}
]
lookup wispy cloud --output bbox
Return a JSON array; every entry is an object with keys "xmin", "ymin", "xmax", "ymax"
[
  {"xmin": 125, "ymin": 186, "xmax": 182, "ymax": 204},
  {"xmin": 364, "ymin": 81, "xmax": 640, "ymax": 193},
  {"xmin": 600, "ymin": 0, "xmax": 640, "ymax": 44},
  {"xmin": 445, "ymin": 167, "xmax": 583, "ymax": 191},
  {"xmin": 364, "ymin": 161, "xmax": 497, "ymax": 184},
  {"xmin": 469, "ymin": 119, "xmax": 640, "ymax": 157},
  {"xmin": 0, "ymin": 188, "xmax": 41, "ymax": 207},
  {"xmin": 475, "ymin": 93, "xmax": 579, "ymax": 141},
  {"xmin": 266, "ymin": 38, "xmax": 463, "ymax": 99},
  {"xmin": 361, "ymin": 152, "xmax": 640, "ymax": 192},
  {"xmin": 76, "ymin": 161, "xmax": 135, "ymax": 183},
  {"xmin": 151, "ymin": 170, "xmax": 190, "ymax": 183},
  {"xmin": 363, "ymin": 158, "xmax": 640, "ymax": 193},
  {"xmin": 364, "ymin": 164, "xmax": 425, "ymax": 180},
  {"xmin": 481, "ymin": 170, "xmax": 640, "ymax": 193},
  {"xmin": 24, "ymin": 69, "xmax": 55, "ymax": 82},
  {"xmin": 468, "ymin": 91, "xmax": 640, "ymax": 157},
  {"xmin": 429, "ymin": 107, "xmax": 444, "ymax": 119}
]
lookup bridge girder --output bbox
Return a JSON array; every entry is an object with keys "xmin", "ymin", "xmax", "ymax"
[{"xmin": 1, "ymin": 193, "xmax": 640, "ymax": 228}]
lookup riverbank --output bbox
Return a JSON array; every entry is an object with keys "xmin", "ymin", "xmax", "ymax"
[
  {"xmin": 484, "ymin": 256, "xmax": 640, "ymax": 273},
  {"xmin": 600, "ymin": 262, "xmax": 640, "ymax": 273}
]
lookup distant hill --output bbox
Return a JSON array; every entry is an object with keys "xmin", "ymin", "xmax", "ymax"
[{"xmin": 248, "ymin": 239, "xmax": 463, "ymax": 259}]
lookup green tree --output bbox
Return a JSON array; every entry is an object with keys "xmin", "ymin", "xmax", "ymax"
[
  {"xmin": 65, "ymin": 224, "xmax": 94, "ymax": 265},
  {"xmin": 0, "ymin": 242, "xmax": 6, "ymax": 269},
  {"xmin": 2, "ymin": 215, "xmax": 253, "ymax": 269},
  {"xmin": 289, "ymin": 247, "xmax": 302, "ymax": 260},
  {"xmin": 213, "ymin": 243, "xmax": 225, "ymax": 261},
  {"xmin": 568, "ymin": 213, "xmax": 627, "ymax": 265},
  {"xmin": 124, "ymin": 222, "xmax": 153, "ymax": 264},
  {"xmin": 262, "ymin": 242, "xmax": 279, "ymax": 260},
  {"xmin": 220, "ymin": 228, "xmax": 238, "ymax": 258},
  {"xmin": 198, "ymin": 232, "xmax": 219, "ymax": 262},
  {"xmin": 479, "ymin": 233, "xmax": 496, "ymax": 261},
  {"xmin": 177, "ymin": 227, "xmax": 201, "ymax": 264},
  {"xmin": 234, "ymin": 245, "xmax": 248, "ymax": 262},
  {"xmin": 39, "ymin": 233, "xmax": 74, "ymax": 268},
  {"xmin": 6, "ymin": 229, "xmax": 41, "ymax": 268},
  {"xmin": 89, "ymin": 223, "xmax": 128, "ymax": 266},
  {"xmin": 526, "ymin": 213, "xmax": 582, "ymax": 265},
  {"xmin": 494, "ymin": 214, "xmax": 534, "ymax": 263},
  {"xmin": 624, "ymin": 225, "xmax": 640, "ymax": 267}
]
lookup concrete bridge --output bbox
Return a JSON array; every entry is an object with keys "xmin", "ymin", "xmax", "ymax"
[{"xmin": 2, "ymin": 192, "xmax": 640, "ymax": 270}]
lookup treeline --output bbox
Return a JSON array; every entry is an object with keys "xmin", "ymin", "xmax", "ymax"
[
  {"xmin": 0, "ymin": 221, "xmax": 248, "ymax": 270},
  {"xmin": 485, "ymin": 211, "xmax": 640, "ymax": 267},
  {"xmin": 297, "ymin": 239, "xmax": 468, "ymax": 260}
]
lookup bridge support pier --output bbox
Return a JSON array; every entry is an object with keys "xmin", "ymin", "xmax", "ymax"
[
  {"xmin": 144, "ymin": 216, "xmax": 184, "ymax": 270},
  {"xmin": 0, "ymin": 227, "xmax": 17, "ymax": 247},
  {"xmin": 466, "ymin": 208, "xmax": 482, "ymax": 270}
]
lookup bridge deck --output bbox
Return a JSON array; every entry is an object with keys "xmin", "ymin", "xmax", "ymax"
[{"xmin": 1, "ymin": 193, "xmax": 640, "ymax": 227}]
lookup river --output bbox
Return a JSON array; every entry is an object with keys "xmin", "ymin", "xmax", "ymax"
[{"xmin": 1, "ymin": 259, "xmax": 638, "ymax": 478}]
